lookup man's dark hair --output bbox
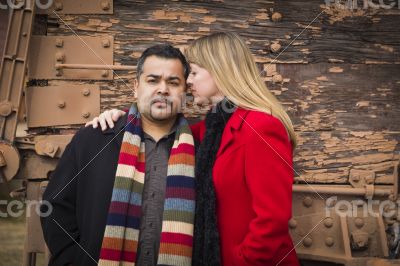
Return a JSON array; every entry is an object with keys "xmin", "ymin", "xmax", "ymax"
[{"xmin": 136, "ymin": 44, "xmax": 190, "ymax": 80}]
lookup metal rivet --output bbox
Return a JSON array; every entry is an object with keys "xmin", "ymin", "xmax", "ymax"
[
  {"xmin": 45, "ymin": 143, "xmax": 54, "ymax": 154},
  {"xmin": 289, "ymin": 219, "xmax": 297, "ymax": 229},
  {"xmin": 54, "ymin": 2, "xmax": 63, "ymax": 11},
  {"xmin": 57, "ymin": 101, "xmax": 66, "ymax": 108},
  {"xmin": 303, "ymin": 237, "xmax": 312, "ymax": 247},
  {"xmin": 101, "ymin": 70, "xmax": 109, "ymax": 77},
  {"xmin": 55, "ymin": 38, "xmax": 64, "ymax": 47},
  {"xmin": 55, "ymin": 52, "xmax": 65, "ymax": 62},
  {"xmin": 82, "ymin": 89, "xmax": 90, "ymax": 96},
  {"xmin": 354, "ymin": 217, "xmax": 364, "ymax": 228},
  {"xmin": 326, "ymin": 197, "xmax": 337, "ymax": 208},
  {"xmin": 324, "ymin": 217, "xmax": 333, "ymax": 228},
  {"xmin": 55, "ymin": 69, "xmax": 63, "ymax": 76},
  {"xmin": 101, "ymin": 1, "xmax": 110, "ymax": 11},
  {"xmin": 271, "ymin": 12, "xmax": 282, "ymax": 22},
  {"xmin": 102, "ymin": 39, "xmax": 110, "ymax": 48},
  {"xmin": 352, "ymin": 175, "xmax": 360, "ymax": 182},
  {"xmin": 22, "ymin": 32, "xmax": 27, "ymax": 37},
  {"xmin": 270, "ymin": 42, "xmax": 281, "ymax": 53},
  {"xmin": 82, "ymin": 112, "xmax": 90, "ymax": 119},
  {"xmin": 325, "ymin": 237, "xmax": 334, "ymax": 247},
  {"xmin": 303, "ymin": 196, "xmax": 313, "ymax": 208},
  {"xmin": 0, "ymin": 102, "xmax": 13, "ymax": 117}
]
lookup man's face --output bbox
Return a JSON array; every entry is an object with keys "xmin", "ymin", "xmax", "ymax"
[{"xmin": 134, "ymin": 55, "xmax": 186, "ymax": 122}]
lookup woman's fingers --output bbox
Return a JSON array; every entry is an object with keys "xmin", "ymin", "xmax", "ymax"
[
  {"xmin": 105, "ymin": 110, "xmax": 115, "ymax": 129},
  {"xmin": 84, "ymin": 109, "xmax": 125, "ymax": 130},
  {"xmin": 91, "ymin": 117, "xmax": 99, "ymax": 128},
  {"xmin": 111, "ymin": 109, "xmax": 125, "ymax": 121},
  {"xmin": 84, "ymin": 121, "xmax": 93, "ymax": 127},
  {"xmin": 99, "ymin": 112, "xmax": 108, "ymax": 131}
]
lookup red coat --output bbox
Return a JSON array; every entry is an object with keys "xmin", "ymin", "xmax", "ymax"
[{"xmin": 191, "ymin": 107, "xmax": 299, "ymax": 266}]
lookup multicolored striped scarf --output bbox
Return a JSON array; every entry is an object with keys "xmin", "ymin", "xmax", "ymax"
[{"xmin": 98, "ymin": 104, "xmax": 196, "ymax": 265}]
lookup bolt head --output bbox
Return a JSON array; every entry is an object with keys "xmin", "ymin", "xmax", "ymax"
[
  {"xmin": 324, "ymin": 217, "xmax": 334, "ymax": 228},
  {"xmin": 303, "ymin": 237, "xmax": 312, "ymax": 247},
  {"xmin": 303, "ymin": 196, "xmax": 313, "ymax": 208},
  {"xmin": 101, "ymin": 70, "xmax": 109, "ymax": 77},
  {"xmin": 0, "ymin": 102, "xmax": 13, "ymax": 117},
  {"xmin": 271, "ymin": 12, "xmax": 282, "ymax": 22},
  {"xmin": 270, "ymin": 43, "xmax": 281, "ymax": 53},
  {"xmin": 82, "ymin": 89, "xmax": 90, "ymax": 96},
  {"xmin": 325, "ymin": 237, "xmax": 334, "ymax": 247},
  {"xmin": 101, "ymin": 1, "xmax": 110, "ymax": 10},
  {"xmin": 55, "ymin": 52, "xmax": 65, "ymax": 62},
  {"xmin": 354, "ymin": 217, "xmax": 364, "ymax": 228},
  {"xmin": 55, "ymin": 38, "xmax": 64, "ymax": 47},
  {"xmin": 102, "ymin": 39, "xmax": 110, "ymax": 48},
  {"xmin": 289, "ymin": 219, "xmax": 297, "ymax": 229},
  {"xmin": 57, "ymin": 101, "xmax": 66, "ymax": 108},
  {"xmin": 82, "ymin": 112, "xmax": 90, "ymax": 119}
]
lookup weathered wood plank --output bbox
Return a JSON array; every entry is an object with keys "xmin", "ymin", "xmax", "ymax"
[{"xmin": 28, "ymin": 0, "xmax": 400, "ymax": 185}]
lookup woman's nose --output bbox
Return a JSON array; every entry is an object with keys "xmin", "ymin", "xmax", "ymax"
[{"xmin": 187, "ymin": 75, "xmax": 193, "ymax": 85}]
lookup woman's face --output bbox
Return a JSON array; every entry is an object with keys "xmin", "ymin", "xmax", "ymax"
[{"xmin": 187, "ymin": 63, "xmax": 223, "ymax": 105}]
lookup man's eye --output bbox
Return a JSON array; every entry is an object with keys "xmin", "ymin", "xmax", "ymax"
[
  {"xmin": 148, "ymin": 79, "xmax": 156, "ymax": 83},
  {"xmin": 169, "ymin": 82, "xmax": 179, "ymax": 86}
]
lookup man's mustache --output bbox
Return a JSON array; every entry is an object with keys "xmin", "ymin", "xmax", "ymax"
[{"xmin": 150, "ymin": 97, "xmax": 173, "ymax": 105}]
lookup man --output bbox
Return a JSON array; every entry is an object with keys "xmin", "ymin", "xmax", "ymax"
[{"xmin": 41, "ymin": 44, "xmax": 195, "ymax": 265}]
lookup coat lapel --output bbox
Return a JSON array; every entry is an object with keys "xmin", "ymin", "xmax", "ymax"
[{"xmin": 216, "ymin": 108, "xmax": 250, "ymax": 158}]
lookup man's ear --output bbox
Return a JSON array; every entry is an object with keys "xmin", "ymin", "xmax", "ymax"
[{"xmin": 133, "ymin": 78, "xmax": 138, "ymax": 98}]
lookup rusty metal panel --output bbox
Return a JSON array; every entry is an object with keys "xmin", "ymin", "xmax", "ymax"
[
  {"xmin": 28, "ymin": 35, "xmax": 114, "ymax": 80},
  {"xmin": 36, "ymin": 0, "xmax": 113, "ymax": 15},
  {"xmin": 26, "ymin": 85, "xmax": 100, "ymax": 127}
]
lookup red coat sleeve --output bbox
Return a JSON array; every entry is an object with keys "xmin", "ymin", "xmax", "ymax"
[
  {"xmin": 233, "ymin": 116, "xmax": 294, "ymax": 265},
  {"xmin": 190, "ymin": 120, "xmax": 206, "ymax": 142}
]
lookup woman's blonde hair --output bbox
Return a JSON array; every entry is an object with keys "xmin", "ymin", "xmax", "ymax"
[{"xmin": 185, "ymin": 32, "xmax": 297, "ymax": 149}]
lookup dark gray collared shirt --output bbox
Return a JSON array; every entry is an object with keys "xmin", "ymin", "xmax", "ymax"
[{"xmin": 136, "ymin": 125, "xmax": 177, "ymax": 265}]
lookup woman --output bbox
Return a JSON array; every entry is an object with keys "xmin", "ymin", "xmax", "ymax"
[{"xmin": 87, "ymin": 32, "xmax": 299, "ymax": 266}]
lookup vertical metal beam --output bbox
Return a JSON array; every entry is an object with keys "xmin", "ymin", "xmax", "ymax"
[{"xmin": 0, "ymin": 0, "xmax": 36, "ymax": 143}]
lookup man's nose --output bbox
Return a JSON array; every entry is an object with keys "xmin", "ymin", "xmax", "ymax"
[{"xmin": 157, "ymin": 81, "xmax": 169, "ymax": 95}]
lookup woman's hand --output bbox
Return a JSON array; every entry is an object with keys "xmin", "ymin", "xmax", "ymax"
[{"xmin": 84, "ymin": 109, "xmax": 126, "ymax": 131}]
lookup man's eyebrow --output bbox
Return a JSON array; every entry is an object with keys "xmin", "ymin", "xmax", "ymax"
[
  {"xmin": 145, "ymin": 74, "xmax": 161, "ymax": 79},
  {"xmin": 167, "ymin": 76, "xmax": 182, "ymax": 81}
]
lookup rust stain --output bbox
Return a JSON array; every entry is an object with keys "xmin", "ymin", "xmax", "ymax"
[
  {"xmin": 255, "ymin": 12, "xmax": 268, "ymax": 20},
  {"xmin": 356, "ymin": 101, "xmax": 370, "ymax": 107},
  {"xmin": 295, "ymin": 22, "xmax": 321, "ymax": 31},
  {"xmin": 320, "ymin": 4, "xmax": 367, "ymax": 24},
  {"xmin": 203, "ymin": 16, "xmax": 217, "ymax": 24},
  {"xmin": 125, "ymin": 24, "xmax": 162, "ymax": 30},
  {"xmin": 374, "ymin": 43, "xmax": 394, "ymax": 53},
  {"xmin": 329, "ymin": 66, "xmax": 344, "ymax": 73},
  {"xmin": 328, "ymin": 58, "xmax": 344, "ymax": 63},
  {"xmin": 198, "ymin": 27, "xmax": 210, "ymax": 32}
]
